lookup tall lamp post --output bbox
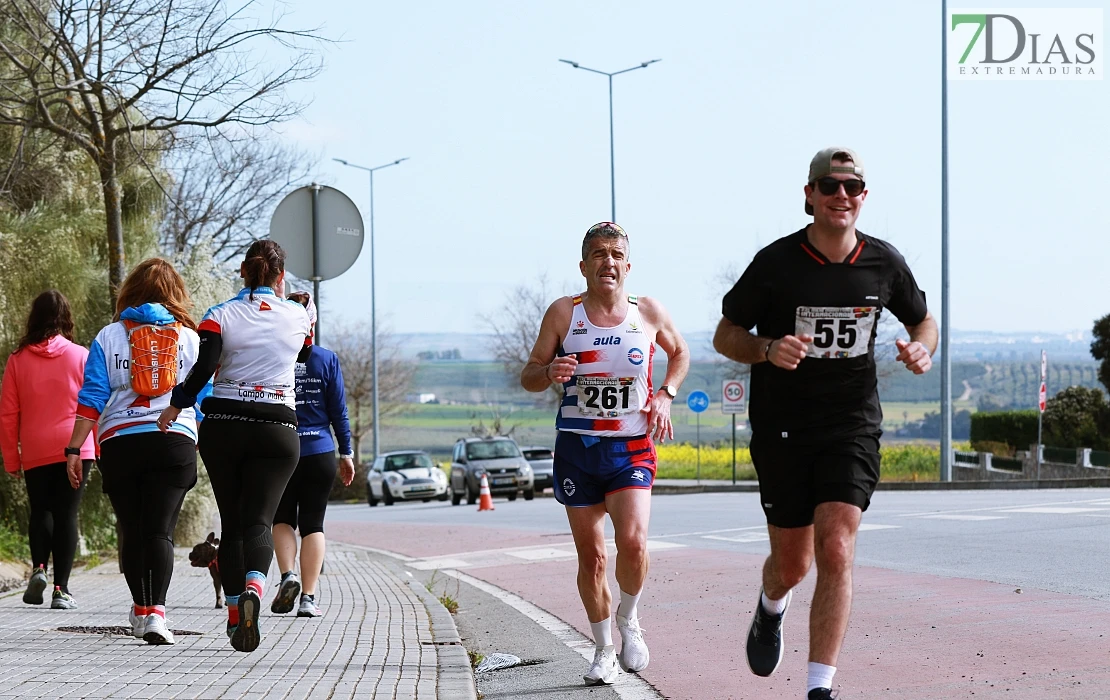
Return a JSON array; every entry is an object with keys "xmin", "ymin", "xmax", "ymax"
[
  {"xmin": 332, "ymin": 156, "xmax": 409, "ymax": 461},
  {"xmin": 940, "ymin": 0, "xmax": 952, "ymax": 481},
  {"xmin": 558, "ymin": 58, "xmax": 660, "ymax": 222}
]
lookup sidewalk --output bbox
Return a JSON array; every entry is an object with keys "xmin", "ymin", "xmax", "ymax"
[{"xmin": 0, "ymin": 544, "xmax": 475, "ymax": 699}]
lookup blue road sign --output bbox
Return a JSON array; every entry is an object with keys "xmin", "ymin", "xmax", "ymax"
[{"xmin": 687, "ymin": 390, "xmax": 710, "ymax": 413}]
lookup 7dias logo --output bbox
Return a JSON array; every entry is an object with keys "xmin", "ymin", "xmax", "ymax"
[{"xmin": 948, "ymin": 9, "xmax": 1102, "ymax": 80}]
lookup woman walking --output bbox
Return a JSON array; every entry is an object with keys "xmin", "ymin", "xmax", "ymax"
[
  {"xmin": 270, "ymin": 292, "xmax": 355, "ymax": 618},
  {"xmin": 65, "ymin": 259, "xmax": 208, "ymax": 644},
  {"xmin": 0, "ymin": 290, "xmax": 95, "ymax": 609},
  {"xmin": 159, "ymin": 240, "xmax": 310, "ymax": 652}
]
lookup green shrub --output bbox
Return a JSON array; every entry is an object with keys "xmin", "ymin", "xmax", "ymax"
[
  {"xmin": 969, "ymin": 410, "xmax": 1039, "ymax": 451},
  {"xmin": 77, "ymin": 467, "xmax": 116, "ymax": 555},
  {"xmin": 174, "ymin": 459, "xmax": 216, "ymax": 547}
]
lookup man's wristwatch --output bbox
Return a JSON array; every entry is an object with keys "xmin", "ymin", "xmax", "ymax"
[
  {"xmin": 659, "ymin": 385, "xmax": 678, "ymax": 399},
  {"xmin": 64, "ymin": 447, "xmax": 81, "ymax": 457},
  {"xmin": 340, "ymin": 452, "xmax": 354, "ymax": 460}
]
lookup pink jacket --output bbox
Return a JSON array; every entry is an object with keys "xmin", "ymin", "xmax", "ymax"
[{"xmin": 1, "ymin": 335, "xmax": 96, "ymax": 472}]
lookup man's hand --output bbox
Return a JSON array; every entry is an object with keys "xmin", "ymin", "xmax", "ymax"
[
  {"xmin": 546, "ymin": 354, "xmax": 578, "ymax": 384},
  {"xmin": 338, "ymin": 457, "xmax": 356, "ymax": 487},
  {"xmin": 895, "ymin": 339, "xmax": 932, "ymax": 374},
  {"xmin": 157, "ymin": 406, "xmax": 181, "ymax": 432},
  {"xmin": 642, "ymin": 392, "xmax": 675, "ymax": 443},
  {"xmin": 66, "ymin": 454, "xmax": 83, "ymax": 490},
  {"xmin": 768, "ymin": 334, "xmax": 813, "ymax": 370}
]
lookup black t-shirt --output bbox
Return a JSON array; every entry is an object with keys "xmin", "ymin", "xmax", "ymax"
[{"xmin": 721, "ymin": 227, "xmax": 929, "ymax": 442}]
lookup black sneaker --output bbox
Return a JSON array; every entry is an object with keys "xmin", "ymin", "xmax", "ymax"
[
  {"xmin": 270, "ymin": 572, "xmax": 300, "ymax": 614},
  {"xmin": 23, "ymin": 568, "xmax": 47, "ymax": 605},
  {"xmin": 808, "ymin": 689, "xmax": 838, "ymax": 699},
  {"xmin": 745, "ymin": 588, "xmax": 791, "ymax": 677},
  {"xmin": 230, "ymin": 589, "xmax": 261, "ymax": 652}
]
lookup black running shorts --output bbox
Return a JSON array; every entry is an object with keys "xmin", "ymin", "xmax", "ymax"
[{"xmin": 749, "ymin": 432, "xmax": 881, "ymax": 528}]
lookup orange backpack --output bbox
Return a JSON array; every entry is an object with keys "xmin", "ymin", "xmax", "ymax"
[{"xmin": 122, "ymin": 320, "xmax": 181, "ymax": 397}]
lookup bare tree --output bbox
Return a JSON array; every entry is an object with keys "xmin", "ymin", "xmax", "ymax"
[
  {"xmin": 162, "ymin": 133, "xmax": 313, "ymax": 264},
  {"xmin": 0, "ymin": 0, "xmax": 325, "ymax": 303},
  {"xmin": 481, "ymin": 274, "xmax": 563, "ymax": 407},
  {"xmin": 330, "ymin": 323, "xmax": 416, "ymax": 462}
]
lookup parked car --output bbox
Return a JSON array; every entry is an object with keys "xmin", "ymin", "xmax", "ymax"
[
  {"xmin": 450, "ymin": 436, "xmax": 534, "ymax": 505},
  {"xmin": 520, "ymin": 446, "xmax": 554, "ymax": 493},
  {"xmin": 366, "ymin": 450, "xmax": 449, "ymax": 506}
]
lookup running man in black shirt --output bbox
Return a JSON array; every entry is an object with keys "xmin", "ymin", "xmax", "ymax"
[{"xmin": 713, "ymin": 147, "xmax": 937, "ymax": 700}]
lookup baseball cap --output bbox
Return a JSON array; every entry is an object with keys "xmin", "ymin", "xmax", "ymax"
[{"xmin": 805, "ymin": 147, "xmax": 865, "ymax": 215}]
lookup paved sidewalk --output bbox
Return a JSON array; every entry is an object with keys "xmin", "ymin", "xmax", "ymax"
[{"xmin": 0, "ymin": 544, "xmax": 475, "ymax": 699}]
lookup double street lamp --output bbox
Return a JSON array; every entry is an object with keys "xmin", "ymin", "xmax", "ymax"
[
  {"xmin": 332, "ymin": 156, "xmax": 409, "ymax": 461},
  {"xmin": 559, "ymin": 58, "xmax": 661, "ymax": 222}
]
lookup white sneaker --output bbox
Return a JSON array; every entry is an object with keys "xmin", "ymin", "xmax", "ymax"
[
  {"xmin": 128, "ymin": 609, "xmax": 146, "ymax": 639},
  {"xmin": 616, "ymin": 614, "xmax": 649, "ymax": 672},
  {"xmin": 583, "ymin": 644, "xmax": 619, "ymax": 685},
  {"xmin": 142, "ymin": 614, "xmax": 175, "ymax": 645}
]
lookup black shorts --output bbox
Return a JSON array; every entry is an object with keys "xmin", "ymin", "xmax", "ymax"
[{"xmin": 749, "ymin": 432, "xmax": 881, "ymax": 529}]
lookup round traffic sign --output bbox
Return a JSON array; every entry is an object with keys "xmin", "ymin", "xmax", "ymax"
[
  {"xmin": 687, "ymin": 390, "xmax": 710, "ymax": 413},
  {"xmin": 724, "ymin": 381, "xmax": 744, "ymax": 402},
  {"xmin": 269, "ymin": 185, "xmax": 365, "ymax": 281}
]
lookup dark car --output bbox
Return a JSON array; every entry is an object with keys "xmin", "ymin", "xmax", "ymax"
[
  {"xmin": 519, "ymin": 446, "xmax": 554, "ymax": 493},
  {"xmin": 450, "ymin": 437, "xmax": 534, "ymax": 505}
]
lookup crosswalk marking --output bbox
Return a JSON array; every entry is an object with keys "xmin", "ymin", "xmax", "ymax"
[
  {"xmin": 920, "ymin": 514, "xmax": 1007, "ymax": 521},
  {"xmin": 997, "ymin": 507, "xmax": 1110, "ymax": 514}
]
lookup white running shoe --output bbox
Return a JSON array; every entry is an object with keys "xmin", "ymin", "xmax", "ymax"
[
  {"xmin": 142, "ymin": 614, "xmax": 175, "ymax": 645},
  {"xmin": 583, "ymin": 644, "xmax": 619, "ymax": 685},
  {"xmin": 616, "ymin": 614, "xmax": 649, "ymax": 672},
  {"xmin": 128, "ymin": 609, "xmax": 146, "ymax": 639}
]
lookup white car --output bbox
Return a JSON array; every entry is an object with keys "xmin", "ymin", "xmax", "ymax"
[{"xmin": 366, "ymin": 451, "xmax": 449, "ymax": 506}]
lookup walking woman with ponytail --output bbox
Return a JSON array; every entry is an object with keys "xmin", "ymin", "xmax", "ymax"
[
  {"xmin": 1, "ymin": 290, "xmax": 95, "ymax": 610},
  {"xmin": 158, "ymin": 240, "xmax": 310, "ymax": 653},
  {"xmin": 65, "ymin": 258, "xmax": 209, "ymax": 644}
]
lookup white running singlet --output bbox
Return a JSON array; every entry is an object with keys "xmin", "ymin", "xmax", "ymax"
[{"xmin": 555, "ymin": 294, "xmax": 653, "ymax": 437}]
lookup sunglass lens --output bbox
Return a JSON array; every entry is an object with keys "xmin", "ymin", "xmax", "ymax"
[{"xmin": 816, "ymin": 178, "xmax": 864, "ymax": 197}]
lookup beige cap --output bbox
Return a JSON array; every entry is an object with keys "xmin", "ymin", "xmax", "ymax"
[{"xmin": 805, "ymin": 147, "xmax": 865, "ymax": 215}]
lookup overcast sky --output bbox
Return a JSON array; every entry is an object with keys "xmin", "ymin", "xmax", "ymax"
[{"xmin": 269, "ymin": 0, "xmax": 1108, "ymax": 337}]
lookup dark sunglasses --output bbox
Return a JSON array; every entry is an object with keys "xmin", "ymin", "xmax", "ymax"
[{"xmin": 814, "ymin": 177, "xmax": 865, "ymax": 197}]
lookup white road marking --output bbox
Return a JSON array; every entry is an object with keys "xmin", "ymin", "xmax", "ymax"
[
  {"xmin": 897, "ymin": 497, "xmax": 1110, "ymax": 518},
  {"xmin": 858, "ymin": 523, "xmax": 901, "ymax": 531},
  {"xmin": 646, "ymin": 540, "xmax": 686, "ymax": 552},
  {"xmin": 444, "ymin": 570, "xmax": 662, "ymax": 700},
  {"xmin": 997, "ymin": 507, "xmax": 1109, "ymax": 515},
  {"xmin": 652, "ymin": 525, "xmax": 766, "ymax": 539},
  {"xmin": 506, "ymin": 548, "xmax": 577, "ymax": 561},
  {"xmin": 407, "ymin": 539, "xmax": 686, "ymax": 571},
  {"xmin": 410, "ymin": 557, "xmax": 473, "ymax": 570},
  {"xmin": 920, "ymin": 514, "xmax": 1007, "ymax": 521},
  {"xmin": 704, "ymin": 533, "xmax": 769, "ymax": 543}
]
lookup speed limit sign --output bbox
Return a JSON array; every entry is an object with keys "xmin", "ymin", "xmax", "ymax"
[{"xmin": 722, "ymin": 379, "xmax": 746, "ymax": 414}]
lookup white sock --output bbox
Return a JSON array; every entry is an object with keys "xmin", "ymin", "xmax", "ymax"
[
  {"xmin": 761, "ymin": 589, "xmax": 788, "ymax": 615},
  {"xmin": 616, "ymin": 589, "xmax": 641, "ymax": 621},
  {"xmin": 590, "ymin": 619, "xmax": 613, "ymax": 648},
  {"xmin": 806, "ymin": 662, "xmax": 836, "ymax": 693}
]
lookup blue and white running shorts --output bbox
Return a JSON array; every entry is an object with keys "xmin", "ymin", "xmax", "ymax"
[{"xmin": 553, "ymin": 431, "xmax": 656, "ymax": 507}]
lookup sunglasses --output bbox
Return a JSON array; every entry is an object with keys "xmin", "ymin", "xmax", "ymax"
[
  {"xmin": 814, "ymin": 177, "xmax": 865, "ymax": 197},
  {"xmin": 585, "ymin": 222, "xmax": 628, "ymax": 238}
]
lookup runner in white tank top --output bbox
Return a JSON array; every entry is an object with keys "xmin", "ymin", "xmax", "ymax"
[{"xmin": 520, "ymin": 222, "xmax": 690, "ymax": 685}]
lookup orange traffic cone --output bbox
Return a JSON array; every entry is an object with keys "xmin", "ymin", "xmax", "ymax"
[{"xmin": 477, "ymin": 473, "xmax": 495, "ymax": 511}]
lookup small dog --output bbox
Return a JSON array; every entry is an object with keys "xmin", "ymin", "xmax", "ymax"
[{"xmin": 188, "ymin": 532, "xmax": 223, "ymax": 608}]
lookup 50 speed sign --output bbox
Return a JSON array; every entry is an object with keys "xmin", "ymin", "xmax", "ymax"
[{"xmin": 722, "ymin": 379, "xmax": 746, "ymax": 414}]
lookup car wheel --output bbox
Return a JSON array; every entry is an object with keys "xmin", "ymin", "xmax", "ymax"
[
  {"xmin": 523, "ymin": 488, "xmax": 535, "ymax": 501},
  {"xmin": 367, "ymin": 484, "xmax": 378, "ymax": 507},
  {"xmin": 383, "ymin": 484, "xmax": 395, "ymax": 506},
  {"xmin": 466, "ymin": 480, "xmax": 478, "ymax": 505},
  {"xmin": 437, "ymin": 491, "xmax": 449, "ymax": 502},
  {"xmin": 507, "ymin": 492, "xmax": 517, "ymax": 502},
  {"xmin": 451, "ymin": 484, "xmax": 462, "ymax": 506},
  {"xmin": 422, "ymin": 498, "xmax": 431, "ymax": 503}
]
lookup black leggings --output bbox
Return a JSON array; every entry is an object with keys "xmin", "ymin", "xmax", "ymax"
[
  {"xmin": 98, "ymin": 432, "xmax": 197, "ymax": 607},
  {"xmin": 23, "ymin": 461, "xmax": 91, "ymax": 590},
  {"xmin": 199, "ymin": 418, "xmax": 300, "ymax": 597},
  {"xmin": 273, "ymin": 451, "xmax": 337, "ymax": 537}
]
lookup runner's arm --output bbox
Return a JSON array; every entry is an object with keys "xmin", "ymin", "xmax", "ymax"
[
  {"xmin": 904, "ymin": 312, "xmax": 938, "ymax": 355},
  {"xmin": 520, "ymin": 298, "xmax": 574, "ymax": 393},
  {"xmin": 713, "ymin": 318, "xmax": 774, "ymax": 365},
  {"xmin": 0, "ymin": 357, "xmax": 21, "ymax": 471},
  {"xmin": 171, "ymin": 329, "xmax": 222, "ymax": 409},
  {"xmin": 641, "ymin": 297, "xmax": 689, "ymax": 387},
  {"xmin": 327, "ymin": 354, "xmax": 354, "ymax": 457}
]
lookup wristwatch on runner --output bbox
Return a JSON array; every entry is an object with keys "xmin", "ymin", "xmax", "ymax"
[
  {"xmin": 64, "ymin": 447, "xmax": 81, "ymax": 457},
  {"xmin": 659, "ymin": 385, "xmax": 678, "ymax": 399},
  {"xmin": 339, "ymin": 452, "xmax": 354, "ymax": 459}
]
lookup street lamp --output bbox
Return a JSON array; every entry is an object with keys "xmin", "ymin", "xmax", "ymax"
[
  {"xmin": 332, "ymin": 156, "xmax": 409, "ymax": 461},
  {"xmin": 940, "ymin": 0, "xmax": 952, "ymax": 481},
  {"xmin": 559, "ymin": 58, "xmax": 661, "ymax": 222}
]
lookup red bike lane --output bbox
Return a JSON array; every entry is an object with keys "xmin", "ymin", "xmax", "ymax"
[{"xmin": 330, "ymin": 520, "xmax": 1110, "ymax": 699}]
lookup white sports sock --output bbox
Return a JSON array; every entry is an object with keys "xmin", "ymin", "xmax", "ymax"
[
  {"xmin": 616, "ymin": 589, "xmax": 641, "ymax": 621},
  {"xmin": 590, "ymin": 619, "xmax": 613, "ymax": 648},
  {"xmin": 761, "ymin": 589, "xmax": 788, "ymax": 615},
  {"xmin": 806, "ymin": 662, "xmax": 836, "ymax": 693}
]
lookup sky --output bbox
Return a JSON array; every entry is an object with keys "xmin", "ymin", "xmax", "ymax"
[{"xmin": 267, "ymin": 0, "xmax": 1109, "ymax": 337}]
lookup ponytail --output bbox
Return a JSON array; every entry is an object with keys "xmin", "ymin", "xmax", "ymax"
[{"xmin": 241, "ymin": 240, "xmax": 287, "ymax": 300}]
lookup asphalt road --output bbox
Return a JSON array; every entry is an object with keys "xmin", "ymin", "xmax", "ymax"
[{"xmin": 328, "ymin": 488, "xmax": 1110, "ymax": 699}]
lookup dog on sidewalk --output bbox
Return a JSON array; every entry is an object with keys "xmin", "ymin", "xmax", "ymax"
[{"xmin": 188, "ymin": 532, "xmax": 223, "ymax": 608}]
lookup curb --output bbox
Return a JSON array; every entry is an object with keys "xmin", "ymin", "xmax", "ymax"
[
  {"xmin": 646, "ymin": 478, "xmax": 1110, "ymax": 494},
  {"xmin": 404, "ymin": 574, "xmax": 477, "ymax": 700}
]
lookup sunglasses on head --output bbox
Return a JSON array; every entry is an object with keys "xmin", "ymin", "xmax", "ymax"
[
  {"xmin": 814, "ymin": 177, "xmax": 865, "ymax": 197},
  {"xmin": 585, "ymin": 222, "xmax": 628, "ymax": 238}
]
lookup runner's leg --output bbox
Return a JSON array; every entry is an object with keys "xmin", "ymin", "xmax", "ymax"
[{"xmin": 809, "ymin": 501, "xmax": 861, "ymax": 666}]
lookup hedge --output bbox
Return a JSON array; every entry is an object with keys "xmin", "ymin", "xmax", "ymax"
[{"xmin": 969, "ymin": 410, "xmax": 1039, "ymax": 451}]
